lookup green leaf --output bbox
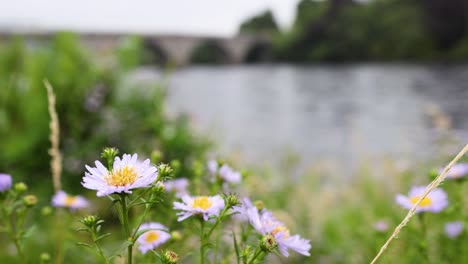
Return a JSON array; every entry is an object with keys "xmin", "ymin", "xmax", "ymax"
[
  {"xmin": 95, "ymin": 233, "xmax": 112, "ymax": 242},
  {"xmin": 134, "ymin": 227, "xmax": 167, "ymax": 240},
  {"xmin": 76, "ymin": 242, "xmax": 92, "ymax": 248},
  {"xmin": 108, "ymin": 199, "xmax": 120, "ymax": 210},
  {"xmin": 108, "ymin": 240, "xmax": 133, "ymax": 259},
  {"xmin": 76, "ymin": 227, "xmax": 89, "ymax": 232},
  {"xmin": 21, "ymin": 225, "xmax": 37, "ymax": 239},
  {"xmin": 232, "ymin": 231, "xmax": 241, "ymax": 264}
]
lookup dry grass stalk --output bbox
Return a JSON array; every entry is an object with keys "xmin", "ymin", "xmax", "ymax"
[
  {"xmin": 45, "ymin": 80, "xmax": 62, "ymax": 192},
  {"xmin": 370, "ymin": 143, "xmax": 468, "ymax": 264}
]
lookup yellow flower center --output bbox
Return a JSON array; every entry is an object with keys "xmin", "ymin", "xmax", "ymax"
[
  {"xmin": 145, "ymin": 231, "xmax": 160, "ymax": 243},
  {"xmin": 105, "ymin": 166, "xmax": 138, "ymax": 187},
  {"xmin": 65, "ymin": 196, "xmax": 77, "ymax": 206},
  {"xmin": 410, "ymin": 196, "xmax": 432, "ymax": 207},
  {"xmin": 192, "ymin": 196, "xmax": 212, "ymax": 210},
  {"xmin": 271, "ymin": 225, "xmax": 290, "ymax": 238}
]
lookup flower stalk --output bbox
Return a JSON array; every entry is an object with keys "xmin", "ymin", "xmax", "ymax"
[{"xmin": 119, "ymin": 194, "xmax": 133, "ymax": 264}]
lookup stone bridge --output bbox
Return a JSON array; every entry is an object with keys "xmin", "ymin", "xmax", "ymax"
[
  {"xmin": 0, "ymin": 32, "xmax": 272, "ymax": 66},
  {"xmin": 142, "ymin": 34, "xmax": 272, "ymax": 66}
]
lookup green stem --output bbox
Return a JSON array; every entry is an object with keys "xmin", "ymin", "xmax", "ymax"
[
  {"xmin": 247, "ymin": 247, "xmax": 265, "ymax": 264},
  {"xmin": 91, "ymin": 230, "xmax": 110, "ymax": 264},
  {"xmin": 197, "ymin": 202, "xmax": 232, "ymax": 264},
  {"xmin": 200, "ymin": 219, "xmax": 205, "ymax": 264},
  {"xmin": 418, "ymin": 213, "xmax": 429, "ymax": 263},
  {"xmin": 10, "ymin": 209, "xmax": 25, "ymax": 263},
  {"xmin": 119, "ymin": 194, "xmax": 133, "ymax": 264},
  {"xmin": 54, "ymin": 209, "xmax": 64, "ymax": 264},
  {"xmin": 13, "ymin": 236, "xmax": 25, "ymax": 261},
  {"xmin": 127, "ymin": 188, "xmax": 153, "ymax": 208},
  {"xmin": 205, "ymin": 206, "xmax": 230, "ymax": 240},
  {"xmin": 462, "ymin": 180, "xmax": 468, "ymax": 219},
  {"xmin": 131, "ymin": 194, "xmax": 154, "ymax": 238}
]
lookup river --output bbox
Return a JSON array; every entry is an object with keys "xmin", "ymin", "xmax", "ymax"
[{"xmin": 130, "ymin": 64, "xmax": 468, "ymax": 172}]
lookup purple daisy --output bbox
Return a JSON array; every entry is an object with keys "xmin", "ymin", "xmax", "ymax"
[
  {"xmin": 82, "ymin": 154, "xmax": 158, "ymax": 197},
  {"xmin": 136, "ymin": 222, "xmax": 171, "ymax": 254},
  {"xmin": 247, "ymin": 208, "xmax": 311, "ymax": 257},
  {"xmin": 445, "ymin": 221, "xmax": 463, "ymax": 239},
  {"xmin": 52, "ymin": 190, "xmax": 89, "ymax": 210},
  {"xmin": 0, "ymin": 173, "xmax": 12, "ymax": 192},
  {"xmin": 395, "ymin": 186, "xmax": 448, "ymax": 213},
  {"xmin": 442, "ymin": 163, "xmax": 468, "ymax": 180}
]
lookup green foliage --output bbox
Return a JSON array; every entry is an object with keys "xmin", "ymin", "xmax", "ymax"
[
  {"xmin": 248, "ymin": 0, "xmax": 468, "ymax": 62},
  {"xmin": 0, "ymin": 33, "xmax": 210, "ymax": 192},
  {"xmin": 239, "ymin": 10, "xmax": 279, "ymax": 35},
  {"xmin": 116, "ymin": 36, "xmax": 144, "ymax": 70}
]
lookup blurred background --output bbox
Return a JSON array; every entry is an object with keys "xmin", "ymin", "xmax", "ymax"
[
  {"xmin": 2, "ymin": 1, "xmax": 468, "ymax": 263},
  {"xmin": 1, "ymin": 0, "xmax": 468, "ymax": 185}
]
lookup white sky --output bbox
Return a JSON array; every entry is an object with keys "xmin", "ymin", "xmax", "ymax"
[{"xmin": 0, "ymin": 0, "xmax": 301, "ymax": 37}]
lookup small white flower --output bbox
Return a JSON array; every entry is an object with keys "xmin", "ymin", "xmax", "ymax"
[
  {"xmin": 137, "ymin": 222, "xmax": 171, "ymax": 254},
  {"xmin": 173, "ymin": 195, "xmax": 225, "ymax": 221},
  {"xmin": 207, "ymin": 160, "xmax": 218, "ymax": 175},
  {"xmin": 207, "ymin": 160, "xmax": 242, "ymax": 184},
  {"xmin": 218, "ymin": 164, "xmax": 242, "ymax": 184},
  {"xmin": 373, "ymin": 220, "xmax": 389, "ymax": 232},
  {"xmin": 52, "ymin": 190, "xmax": 89, "ymax": 210},
  {"xmin": 164, "ymin": 178, "xmax": 189, "ymax": 198},
  {"xmin": 247, "ymin": 208, "xmax": 311, "ymax": 257},
  {"xmin": 445, "ymin": 221, "xmax": 463, "ymax": 239},
  {"xmin": 82, "ymin": 154, "xmax": 158, "ymax": 197}
]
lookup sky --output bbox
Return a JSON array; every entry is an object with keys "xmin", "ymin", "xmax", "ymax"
[{"xmin": 0, "ymin": 0, "xmax": 301, "ymax": 37}]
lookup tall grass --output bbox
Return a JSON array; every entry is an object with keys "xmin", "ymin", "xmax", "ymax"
[{"xmin": 45, "ymin": 80, "xmax": 62, "ymax": 192}]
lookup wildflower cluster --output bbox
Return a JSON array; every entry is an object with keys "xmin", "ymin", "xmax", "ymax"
[
  {"xmin": 233, "ymin": 198, "xmax": 311, "ymax": 261},
  {"xmin": 0, "ymin": 174, "xmax": 38, "ymax": 260},
  {"xmin": 79, "ymin": 149, "xmax": 311, "ymax": 263},
  {"xmin": 1, "ymin": 146, "xmax": 311, "ymax": 263}
]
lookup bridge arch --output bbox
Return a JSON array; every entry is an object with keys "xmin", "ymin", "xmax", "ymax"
[
  {"xmin": 243, "ymin": 41, "xmax": 273, "ymax": 63},
  {"xmin": 189, "ymin": 40, "xmax": 232, "ymax": 64},
  {"xmin": 142, "ymin": 39, "xmax": 169, "ymax": 66}
]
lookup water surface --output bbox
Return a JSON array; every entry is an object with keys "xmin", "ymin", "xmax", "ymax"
[{"xmin": 133, "ymin": 64, "xmax": 468, "ymax": 170}]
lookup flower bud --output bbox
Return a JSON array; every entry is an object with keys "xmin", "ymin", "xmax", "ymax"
[
  {"xmin": 170, "ymin": 231, "xmax": 182, "ymax": 241},
  {"xmin": 170, "ymin": 160, "xmax": 181, "ymax": 173},
  {"xmin": 40, "ymin": 252, "xmax": 51, "ymax": 263},
  {"xmin": 260, "ymin": 234, "xmax": 278, "ymax": 252},
  {"xmin": 101, "ymin": 147, "xmax": 119, "ymax": 167},
  {"xmin": 158, "ymin": 164, "xmax": 174, "ymax": 180},
  {"xmin": 161, "ymin": 250, "xmax": 179, "ymax": 264},
  {"xmin": 428, "ymin": 169, "xmax": 439, "ymax": 181},
  {"xmin": 101, "ymin": 147, "xmax": 119, "ymax": 160},
  {"xmin": 240, "ymin": 169, "xmax": 248, "ymax": 180},
  {"xmin": 192, "ymin": 160, "xmax": 204, "ymax": 178},
  {"xmin": 254, "ymin": 200, "xmax": 265, "ymax": 211},
  {"xmin": 14, "ymin": 182, "xmax": 28, "ymax": 193},
  {"xmin": 241, "ymin": 246, "xmax": 251, "ymax": 258},
  {"xmin": 23, "ymin": 195, "xmax": 38, "ymax": 207},
  {"xmin": 152, "ymin": 181, "xmax": 165, "ymax": 195},
  {"xmin": 81, "ymin": 215, "xmax": 98, "ymax": 228},
  {"xmin": 225, "ymin": 194, "xmax": 240, "ymax": 207},
  {"xmin": 41, "ymin": 206, "xmax": 53, "ymax": 216},
  {"xmin": 151, "ymin": 150, "xmax": 163, "ymax": 164}
]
